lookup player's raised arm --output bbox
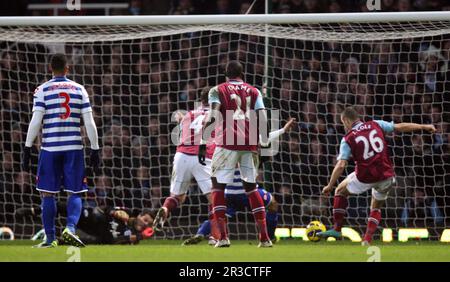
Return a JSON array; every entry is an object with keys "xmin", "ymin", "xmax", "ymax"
[
  {"xmin": 259, "ymin": 118, "xmax": 296, "ymax": 164},
  {"xmin": 394, "ymin": 122, "xmax": 436, "ymax": 133},
  {"xmin": 374, "ymin": 119, "xmax": 436, "ymax": 135},
  {"xmin": 80, "ymin": 87, "xmax": 101, "ymax": 170},
  {"xmin": 22, "ymin": 88, "xmax": 45, "ymax": 171},
  {"xmin": 267, "ymin": 117, "xmax": 296, "ymax": 144},
  {"xmin": 198, "ymin": 86, "xmax": 221, "ymax": 165}
]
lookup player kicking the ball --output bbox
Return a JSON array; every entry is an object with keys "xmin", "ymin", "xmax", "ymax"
[
  {"xmin": 22, "ymin": 54, "xmax": 100, "ymax": 248},
  {"xmin": 199, "ymin": 61, "xmax": 272, "ymax": 248},
  {"xmin": 153, "ymin": 87, "xmax": 216, "ymax": 231},
  {"xmin": 319, "ymin": 107, "xmax": 436, "ymax": 245}
]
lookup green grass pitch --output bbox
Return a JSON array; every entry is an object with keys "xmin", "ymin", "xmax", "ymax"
[{"xmin": 0, "ymin": 240, "xmax": 449, "ymax": 262}]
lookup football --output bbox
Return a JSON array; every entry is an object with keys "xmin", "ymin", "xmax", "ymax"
[{"xmin": 306, "ymin": 221, "xmax": 326, "ymax": 242}]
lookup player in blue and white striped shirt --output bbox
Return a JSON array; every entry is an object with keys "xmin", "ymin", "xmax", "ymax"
[{"xmin": 22, "ymin": 54, "xmax": 100, "ymax": 248}]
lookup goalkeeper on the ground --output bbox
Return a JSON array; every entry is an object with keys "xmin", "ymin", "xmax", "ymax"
[{"xmin": 17, "ymin": 205, "xmax": 155, "ymax": 244}]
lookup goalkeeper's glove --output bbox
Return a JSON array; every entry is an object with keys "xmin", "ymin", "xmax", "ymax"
[
  {"xmin": 198, "ymin": 143, "xmax": 207, "ymax": 166},
  {"xmin": 89, "ymin": 149, "xmax": 101, "ymax": 170},
  {"xmin": 141, "ymin": 227, "xmax": 154, "ymax": 239},
  {"xmin": 21, "ymin": 146, "xmax": 31, "ymax": 171},
  {"xmin": 136, "ymin": 227, "xmax": 154, "ymax": 241}
]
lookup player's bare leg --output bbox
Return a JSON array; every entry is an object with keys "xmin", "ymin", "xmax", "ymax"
[
  {"xmin": 362, "ymin": 197, "xmax": 384, "ymax": 246},
  {"xmin": 318, "ymin": 178, "xmax": 351, "ymax": 239},
  {"xmin": 243, "ymin": 181, "xmax": 272, "ymax": 247},
  {"xmin": 210, "ymin": 177, "xmax": 230, "ymax": 248}
]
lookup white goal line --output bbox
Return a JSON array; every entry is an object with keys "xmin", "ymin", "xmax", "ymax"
[{"xmin": 0, "ymin": 12, "xmax": 450, "ymax": 26}]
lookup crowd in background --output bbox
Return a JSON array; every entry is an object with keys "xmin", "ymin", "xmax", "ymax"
[
  {"xmin": 0, "ymin": 1, "xmax": 449, "ymax": 238},
  {"xmin": 9, "ymin": 0, "xmax": 450, "ymax": 16}
]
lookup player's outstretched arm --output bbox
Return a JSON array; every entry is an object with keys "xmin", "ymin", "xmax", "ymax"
[
  {"xmin": 82, "ymin": 111, "xmax": 101, "ymax": 170},
  {"xmin": 259, "ymin": 118, "xmax": 296, "ymax": 164},
  {"xmin": 322, "ymin": 159, "xmax": 348, "ymax": 195},
  {"xmin": 282, "ymin": 117, "xmax": 296, "ymax": 132},
  {"xmin": 22, "ymin": 110, "xmax": 44, "ymax": 171},
  {"xmin": 267, "ymin": 117, "xmax": 296, "ymax": 144},
  {"xmin": 394, "ymin": 123, "xmax": 436, "ymax": 133}
]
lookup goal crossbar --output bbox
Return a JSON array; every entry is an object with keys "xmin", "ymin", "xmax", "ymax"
[{"xmin": 0, "ymin": 12, "xmax": 450, "ymax": 26}]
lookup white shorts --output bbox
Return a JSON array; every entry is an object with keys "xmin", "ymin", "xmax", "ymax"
[
  {"xmin": 346, "ymin": 172, "xmax": 395, "ymax": 201},
  {"xmin": 170, "ymin": 152, "xmax": 212, "ymax": 195},
  {"xmin": 211, "ymin": 147, "xmax": 259, "ymax": 184}
]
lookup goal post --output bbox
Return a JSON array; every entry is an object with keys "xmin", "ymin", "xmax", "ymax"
[
  {"xmin": 1, "ymin": 11, "xmax": 450, "ymax": 25},
  {"xmin": 0, "ymin": 12, "xmax": 449, "ymax": 240}
]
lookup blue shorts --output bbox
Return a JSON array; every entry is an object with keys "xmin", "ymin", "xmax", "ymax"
[
  {"xmin": 36, "ymin": 149, "xmax": 87, "ymax": 194},
  {"xmin": 225, "ymin": 189, "xmax": 272, "ymax": 218}
]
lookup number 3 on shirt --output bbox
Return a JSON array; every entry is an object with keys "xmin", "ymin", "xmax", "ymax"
[
  {"xmin": 59, "ymin": 92, "xmax": 71, "ymax": 120},
  {"xmin": 355, "ymin": 129, "xmax": 384, "ymax": 160}
]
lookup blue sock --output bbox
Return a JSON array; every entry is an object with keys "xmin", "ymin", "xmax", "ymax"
[
  {"xmin": 66, "ymin": 194, "xmax": 82, "ymax": 233},
  {"xmin": 197, "ymin": 220, "xmax": 211, "ymax": 237},
  {"xmin": 266, "ymin": 212, "xmax": 278, "ymax": 240},
  {"xmin": 42, "ymin": 196, "xmax": 56, "ymax": 244}
]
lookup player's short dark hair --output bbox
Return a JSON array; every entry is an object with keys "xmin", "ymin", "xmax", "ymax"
[
  {"xmin": 341, "ymin": 106, "xmax": 360, "ymax": 121},
  {"xmin": 200, "ymin": 86, "xmax": 210, "ymax": 105},
  {"xmin": 226, "ymin": 60, "xmax": 243, "ymax": 79},
  {"xmin": 139, "ymin": 209, "xmax": 156, "ymax": 220},
  {"xmin": 50, "ymin": 53, "xmax": 67, "ymax": 73}
]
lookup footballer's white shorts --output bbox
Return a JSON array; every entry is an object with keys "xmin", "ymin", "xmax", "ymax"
[
  {"xmin": 170, "ymin": 152, "xmax": 212, "ymax": 195},
  {"xmin": 211, "ymin": 147, "xmax": 259, "ymax": 184},
  {"xmin": 346, "ymin": 172, "xmax": 395, "ymax": 201}
]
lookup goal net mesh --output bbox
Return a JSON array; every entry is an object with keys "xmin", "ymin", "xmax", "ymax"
[{"xmin": 0, "ymin": 20, "xmax": 449, "ymax": 240}]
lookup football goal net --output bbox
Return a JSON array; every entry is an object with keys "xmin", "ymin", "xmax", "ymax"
[{"xmin": 0, "ymin": 12, "xmax": 449, "ymax": 241}]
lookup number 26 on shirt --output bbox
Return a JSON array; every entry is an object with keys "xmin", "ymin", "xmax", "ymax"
[{"xmin": 355, "ymin": 129, "xmax": 384, "ymax": 160}]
